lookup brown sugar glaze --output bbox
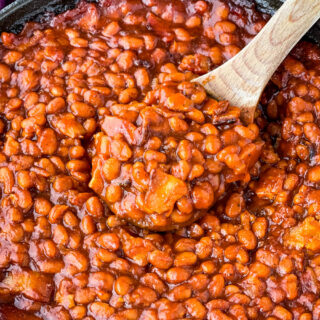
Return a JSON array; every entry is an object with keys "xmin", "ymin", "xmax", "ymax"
[{"xmin": 0, "ymin": 0, "xmax": 319, "ymax": 319}]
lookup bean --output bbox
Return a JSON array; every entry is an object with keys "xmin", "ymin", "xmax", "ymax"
[{"xmin": 0, "ymin": 63, "xmax": 11, "ymax": 82}]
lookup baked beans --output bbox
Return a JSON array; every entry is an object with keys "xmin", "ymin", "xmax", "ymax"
[{"xmin": 0, "ymin": 0, "xmax": 318, "ymax": 320}]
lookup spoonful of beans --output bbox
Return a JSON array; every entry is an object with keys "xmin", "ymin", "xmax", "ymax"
[{"xmin": 194, "ymin": 0, "xmax": 320, "ymax": 124}]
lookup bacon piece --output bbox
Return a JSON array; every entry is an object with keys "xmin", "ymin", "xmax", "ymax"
[{"xmin": 145, "ymin": 169, "xmax": 188, "ymax": 214}]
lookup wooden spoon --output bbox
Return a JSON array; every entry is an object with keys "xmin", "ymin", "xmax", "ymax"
[{"xmin": 193, "ymin": 0, "xmax": 320, "ymax": 124}]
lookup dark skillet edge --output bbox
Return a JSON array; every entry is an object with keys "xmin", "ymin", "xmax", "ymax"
[
  {"xmin": 255, "ymin": 0, "xmax": 285, "ymax": 14},
  {"xmin": 0, "ymin": 0, "xmax": 81, "ymax": 34},
  {"xmin": 0, "ymin": 0, "xmax": 319, "ymax": 44}
]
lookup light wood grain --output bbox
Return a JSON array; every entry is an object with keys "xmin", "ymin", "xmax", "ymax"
[{"xmin": 193, "ymin": 0, "xmax": 320, "ymax": 124}]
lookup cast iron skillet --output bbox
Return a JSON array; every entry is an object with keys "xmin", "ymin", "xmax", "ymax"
[
  {"xmin": 0, "ymin": 0, "xmax": 319, "ymax": 45},
  {"xmin": 0, "ymin": 0, "xmax": 318, "ymax": 319}
]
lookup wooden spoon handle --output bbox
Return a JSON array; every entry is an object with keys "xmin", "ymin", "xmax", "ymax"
[
  {"xmin": 195, "ymin": 0, "xmax": 320, "ymax": 123},
  {"xmin": 236, "ymin": 0, "xmax": 320, "ymax": 88}
]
